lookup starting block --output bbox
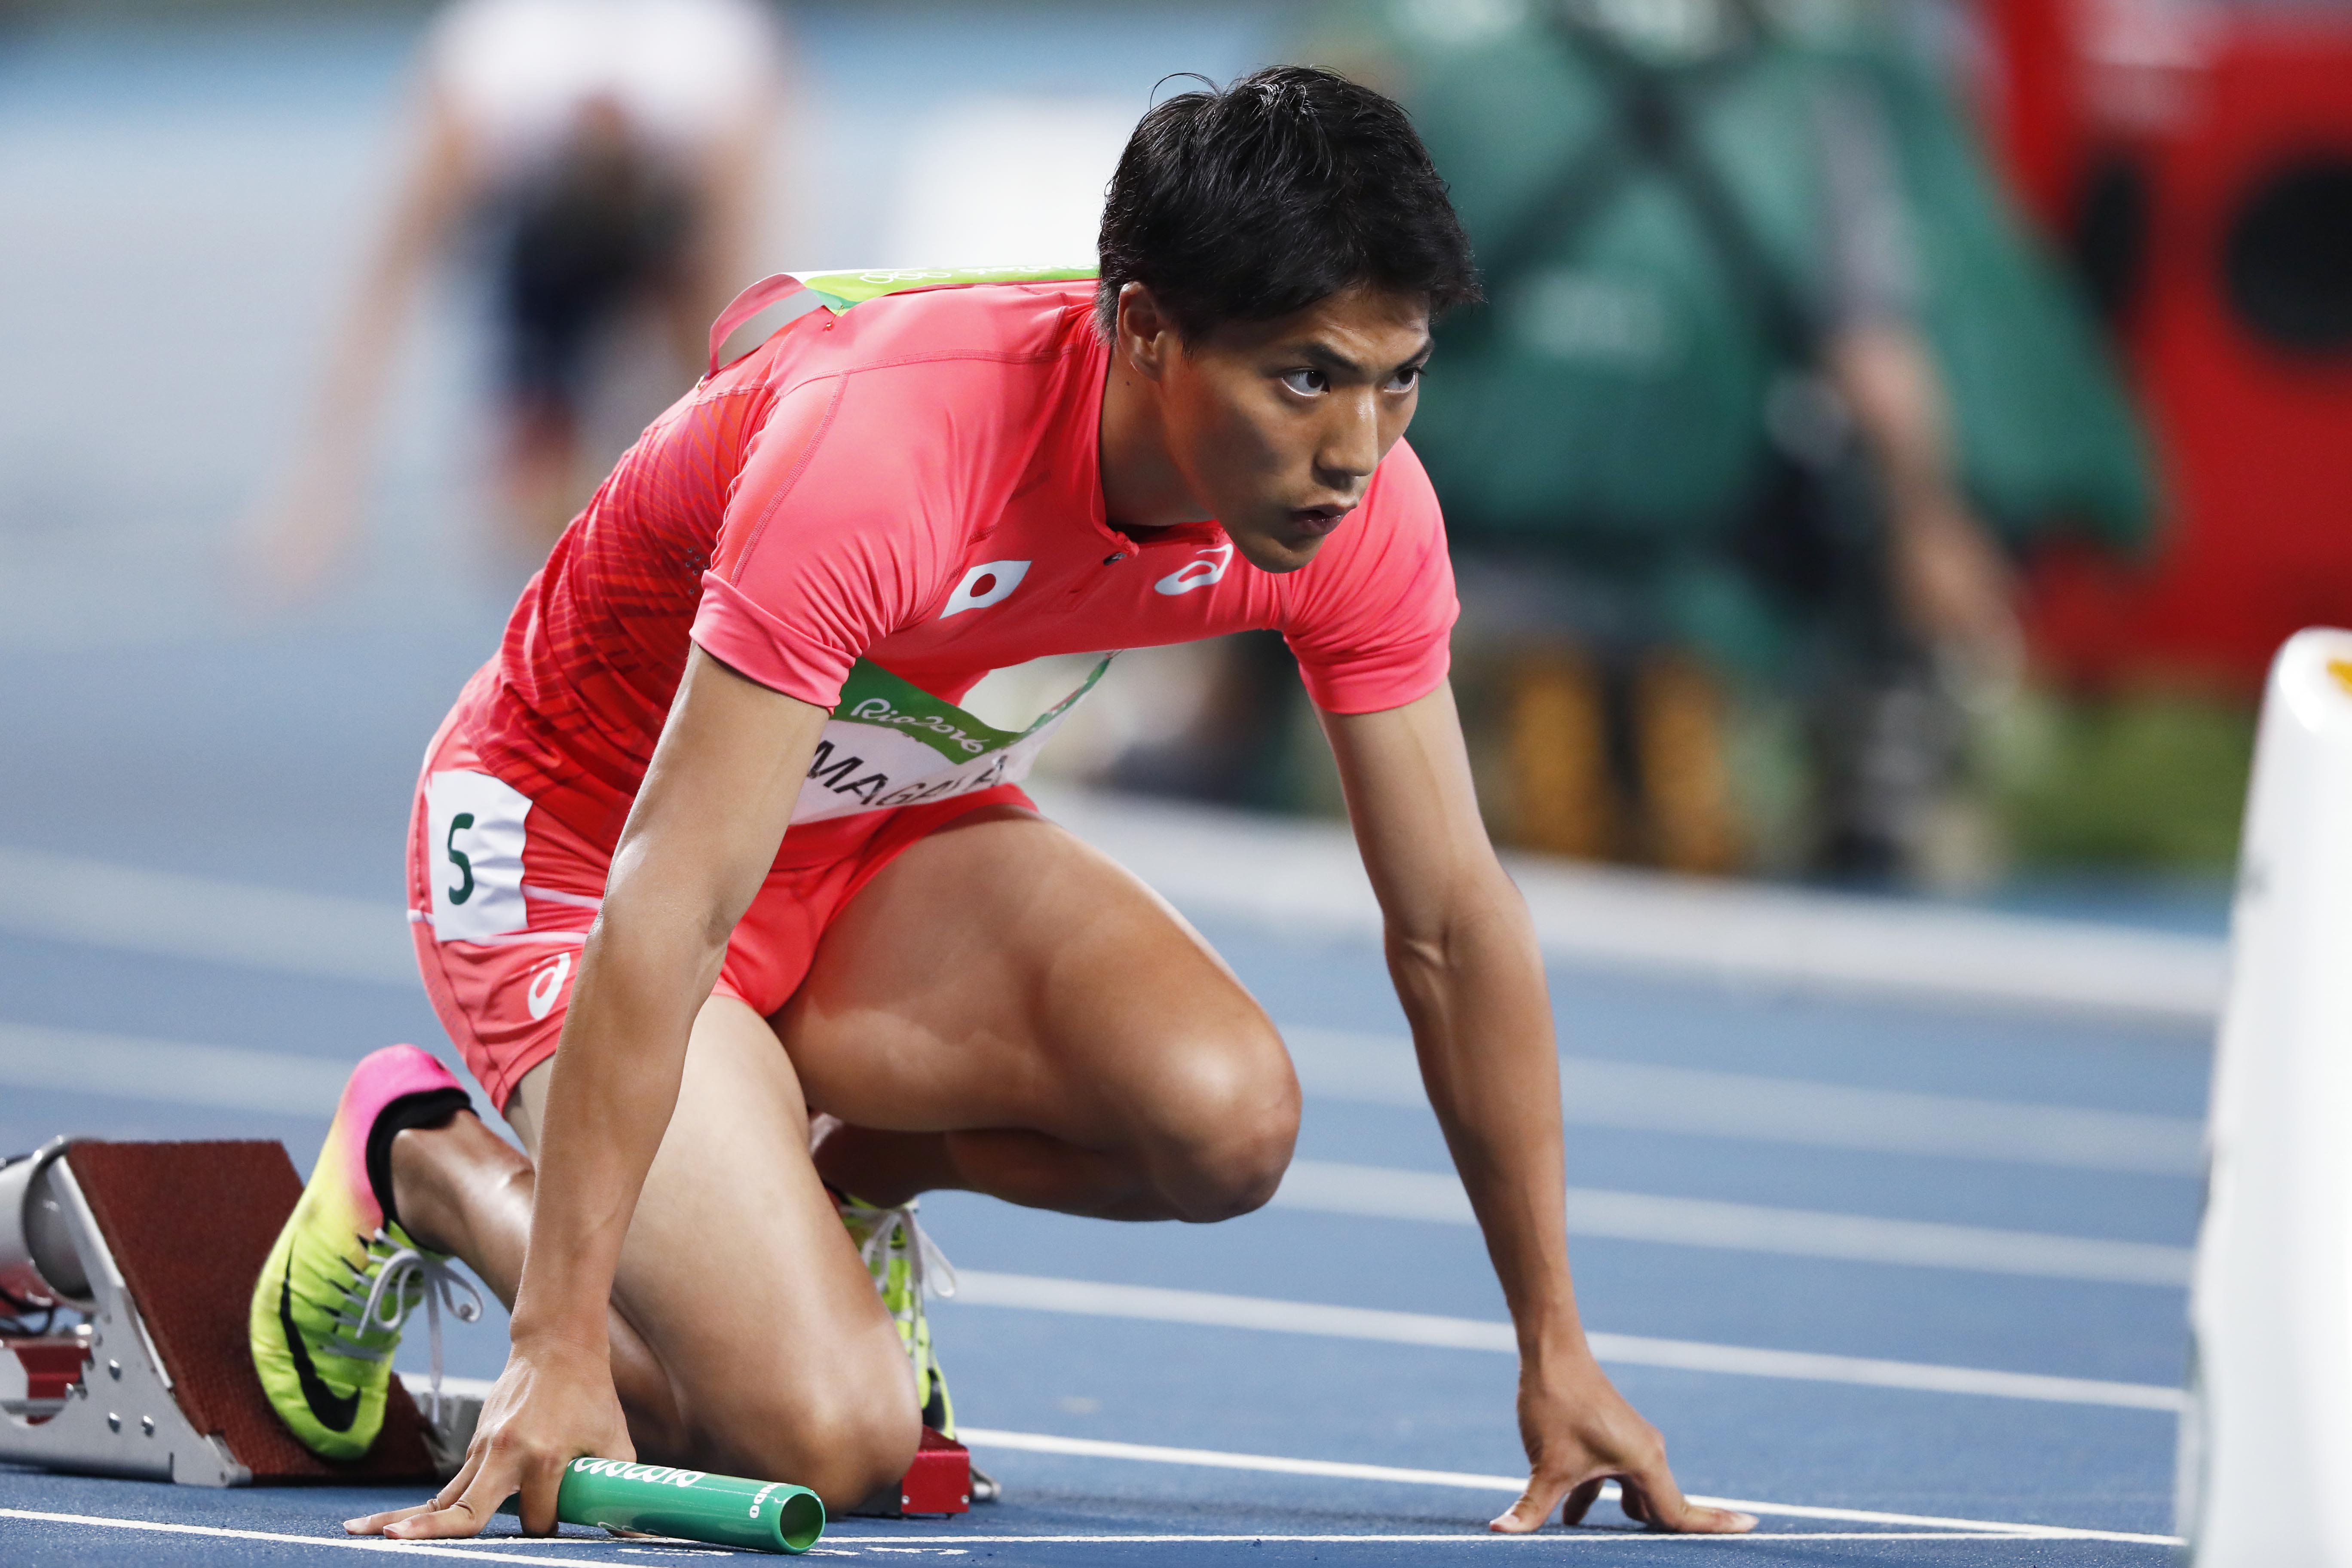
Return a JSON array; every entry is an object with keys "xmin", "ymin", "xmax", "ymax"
[
  {"xmin": 854, "ymin": 1427, "xmax": 973, "ymax": 1516},
  {"xmin": 3, "ymin": 1135, "xmax": 972, "ymax": 1513},
  {"xmin": 0, "ymin": 1138, "xmax": 438, "ymax": 1485}
]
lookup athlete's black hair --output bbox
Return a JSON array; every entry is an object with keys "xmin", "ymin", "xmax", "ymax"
[{"xmin": 1096, "ymin": 65, "xmax": 1481, "ymax": 342}]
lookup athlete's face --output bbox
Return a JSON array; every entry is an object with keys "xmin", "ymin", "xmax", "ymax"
[{"xmin": 1127, "ymin": 283, "xmax": 1433, "ymax": 573}]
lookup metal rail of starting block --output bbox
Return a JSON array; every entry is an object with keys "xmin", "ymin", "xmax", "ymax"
[
  {"xmin": 1, "ymin": 1138, "xmax": 248, "ymax": 1485},
  {"xmin": 0, "ymin": 1138, "xmax": 439, "ymax": 1487},
  {"xmin": 3, "ymin": 1136, "xmax": 972, "ymax": 1513}
]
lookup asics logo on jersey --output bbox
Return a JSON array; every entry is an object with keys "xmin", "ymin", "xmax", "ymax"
[
  {"xmin": 940, "ymin": 560, "xmax": 1032, "ymax": 618},
  {"xmin": 1155, "ymin": 544, "xmax": 1234, "ymax": 596}
]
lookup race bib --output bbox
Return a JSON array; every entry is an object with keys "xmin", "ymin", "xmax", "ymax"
[
  {"xmin": 426, "ymin": 770, "xmax": 533, "ymax": 941},
  {"xmin": 791, "ymin": 657, "xmax": 1111, "ymax": 825}
]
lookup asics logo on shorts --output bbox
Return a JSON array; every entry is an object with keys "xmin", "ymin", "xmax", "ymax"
[
  {"xmin": 940, "ymin": 560, "xmax": 1031, "ymax": 618},
  {"xmin": 526, "ymin": 952, "xmax": 572, "ymax": 1020},
  {"xmin": 1155, "ymin": 544, "xmax": 1233, "ymax": 596}
]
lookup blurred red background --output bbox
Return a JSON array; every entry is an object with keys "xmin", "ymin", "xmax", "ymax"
[{"xmin": 1984, "ymin": 0, "xmax": 2352, "ymax": 692}]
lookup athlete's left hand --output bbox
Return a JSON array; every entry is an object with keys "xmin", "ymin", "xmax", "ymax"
[{"xmin": 1488, "ymin": 1353, "xmax": 1757, "ymax": 1534}]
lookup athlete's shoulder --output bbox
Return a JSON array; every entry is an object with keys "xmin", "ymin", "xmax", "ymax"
[
  {"xmin": 1283, "ymin": 437, "xmax": 1450, "ymax": 618},
  {"xmin": 750, "ymin": 275, "xmax": 1099, "ymax": 390},
  {"xmin": 1367, "ymin": 435, "xmax": 1440, "ymax": 515},
  {"xmin": 1278, "ymin": 435, "xmax": 1456, "ymax": 714},
  {"xmin": 1327, "ymin": 435, "xmax": 1446, "ymax": 559}
]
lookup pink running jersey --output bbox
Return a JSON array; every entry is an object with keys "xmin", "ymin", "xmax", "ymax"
[{"xmin": 449, "ymin": 277, "xmax": 1458, "ymax": 857}]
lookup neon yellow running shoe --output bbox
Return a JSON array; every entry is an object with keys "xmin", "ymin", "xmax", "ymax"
[
  {"xmin": 837, "ymin": 1194, "xmax": 958, "ymax": 1437},
  {"xmin": 249, "ymin": 1044, "xmax": 482, "ymax": 1461}
]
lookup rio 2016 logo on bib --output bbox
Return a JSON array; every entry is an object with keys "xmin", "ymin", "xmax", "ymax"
[{"xmin": 791, "ymin": 656, "xmax": 1111, "ymax": 826}]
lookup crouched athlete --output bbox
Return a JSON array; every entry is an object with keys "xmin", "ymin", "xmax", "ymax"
[{"xmin": 250, "ymin": 66, "xmax": 1757, "ymax": 1540}]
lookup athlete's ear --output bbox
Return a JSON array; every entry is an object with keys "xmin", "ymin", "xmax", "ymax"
[{"xmin": 1117, "ymin": 282, "xmax": 1178, "ymax": 382}]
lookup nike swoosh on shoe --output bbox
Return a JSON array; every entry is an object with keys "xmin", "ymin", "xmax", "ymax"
[{"xmin": 280, "ymin": 1253, "xmax": 361, "ymax": 1433}]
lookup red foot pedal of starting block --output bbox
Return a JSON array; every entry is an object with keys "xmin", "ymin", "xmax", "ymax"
[
  {"xmin": 848, "ymin": 1426, "xmax": 971, "ymax": 1516},
  {"xmin": 3, "ymin": 1335, "xmax": 90, "ymax": 1420},
  {"xmin": 0, "ymin": 1139, "xmax": 438, "ymax": 1485}
]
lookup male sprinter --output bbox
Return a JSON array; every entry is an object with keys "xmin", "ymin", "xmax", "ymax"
[{"xmin": 253, "ymin": 67, "xmax": 1756, "ymax": 1540}]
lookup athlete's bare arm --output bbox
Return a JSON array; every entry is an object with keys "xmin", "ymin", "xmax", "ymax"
[
  {"xmin": 1322, "ymin": 685, "xmax": 1756, "ymax": 1537},
  {"xmin": 1829, "ymin": 324, "xmax": 2020, "ymax": 681},
  {"xmin": 389, "ymin": 649, "xmax": 827, "ymax": 1539},
  {"xmin": 240, "ymin": 82, "xmax": 476, "ymax": 604}
]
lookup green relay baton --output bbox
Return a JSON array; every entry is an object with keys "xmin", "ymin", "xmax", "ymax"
[{"xmin": 545, "ymin": 1457, "xmax": 827, "ymax": 1553}]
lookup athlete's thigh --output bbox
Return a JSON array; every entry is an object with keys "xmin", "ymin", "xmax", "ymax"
[
  {"xmin": 778, "ymin": 805, "xmax": 1289, "ymax": 1148},
  {"xmin": 508, "ymin": 994, "xmax": 918, "ymax": 1490}
]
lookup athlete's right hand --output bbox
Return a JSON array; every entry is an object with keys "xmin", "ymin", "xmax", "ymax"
[{"xmin": 344, "ymin": 1334, "xmax": 633, "ymax": 1540}]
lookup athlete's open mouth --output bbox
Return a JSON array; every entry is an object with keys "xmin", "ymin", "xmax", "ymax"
[{"xmin": 1287, "ymin": 505, "xmax": 1351, "ymax": 537}]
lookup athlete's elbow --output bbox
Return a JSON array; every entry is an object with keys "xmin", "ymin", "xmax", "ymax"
[
  {"xmin": 591, "ymin": 878, "xmax": 740, "ymax": 977},
  {"xmin": 603, "ymin": 835, "xmax": 745, "ymax": 945},
  {"xmin": 1383, "ymin": 871, "xmax": 1532, "ymax": 977}
]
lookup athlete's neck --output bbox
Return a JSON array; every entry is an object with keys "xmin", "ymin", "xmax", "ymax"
[{"xmin": 1097, "ymin": 350, "xmax": 1210, "ymax": 534}]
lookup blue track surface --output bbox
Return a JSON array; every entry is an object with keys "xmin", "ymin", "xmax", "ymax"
[
  {"xmin": 1, "ymin": 11, "xmax": 2210, "ymax": 1561},
  {"xmin": 0, "ymin": 617, "xmax": 2210, "ymax": 1561}
]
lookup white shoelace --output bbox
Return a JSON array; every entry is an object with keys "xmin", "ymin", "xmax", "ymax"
[
  {"xmin": 841, "ymin": 1199, "xmax": 959, "ymax": 1308},
  {"xmin": 357, "ymin": 1234, "xmax": 486, "ymax": 1423}
]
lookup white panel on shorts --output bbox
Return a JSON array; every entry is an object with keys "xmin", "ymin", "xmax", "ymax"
[{"xmin": 427, "ymin": 770, "xmax": 534, "ymax": 943}]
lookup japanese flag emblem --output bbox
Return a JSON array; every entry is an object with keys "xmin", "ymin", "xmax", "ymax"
[{"xmin": 940, "ymin": 560, "xmax": 1032, "ymax": 618}]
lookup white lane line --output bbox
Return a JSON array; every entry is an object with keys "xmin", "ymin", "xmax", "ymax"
[
  {"xmin": 0, "ymin": 1510, "xmax": 2170, "ymax": 1552},
  {"xmin": 0, "ymin": 1021, "xmax": 2189, "ymax": 1289},
  {"xmin": 0, "ymin": 841, "xmax": 2211, "ymax": 1174},
  {"xmin": 0, "ymin": 1507, "xmax": 609, "ymax": 1560},
  {"xmin": 1032, "ymin": 785, "xmax": 2227, "ymax": 1022},
  {"xmin": 828, "ymin": 1535, "xmax": 2121, "ymax": 1545},
  {"xmin": 333, "ymin": 1524, "xmax": 2111, "ymax": 1547},
  {"xmin": 0, "ymin": 1020, "xmax": 359, "ymax": 1116},
  {"xmin": 0, "ymin": 844, "xmax": 413, "ymax": 986},
  {"xmin": 0, "ymin": 1506, "xmax": 2179, "ymax": 1553},
  {"xmin": 1284, "ymin": 1026, "xmax": 2206, "ymax": 1176},
  {"xmin": 0, "ymin": 1022, "xmax": 2188, "ymax": 1286},
  {"xmin": 408, "ymin": 1527, "xmax": 2103, "ymax": 1546},
  {"xmin": 1277, "ymin": 1160, "xmax": 2195, "ymax": 1287},
  {"xmin": 951, "ymin": 1432, "xmax": 2180, "ymax": 1546},
  {"xmin": 3, "ymin": 819, "xmax": 2231, "ymax": 1024},
  {"xmin": 950, "ymin": 1273, "xmax": 2187, "ymax": 1412}
]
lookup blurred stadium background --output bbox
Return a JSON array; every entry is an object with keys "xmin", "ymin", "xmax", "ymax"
[
  {"xmin": 10, "ymin": 0, "xmax": 2349, "ymax": 1554},
  {"xmin": 8, "ymin": 0, "xmax": 2348, "ymax": 918}
]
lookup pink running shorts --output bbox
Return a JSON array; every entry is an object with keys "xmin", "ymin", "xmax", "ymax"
[{"xmin": 406, "ymin": 718, "xmax": 1029, "ymax": 1112}]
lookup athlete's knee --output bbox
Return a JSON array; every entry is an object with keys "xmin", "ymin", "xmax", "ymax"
[
  {"xmin": 1149, "ymin": 1016, "xmax": 1300, "ymax": 1223},
  {"xmin": 691, "ymin": 1352, "xmax": 919, "ymax": 1508}
]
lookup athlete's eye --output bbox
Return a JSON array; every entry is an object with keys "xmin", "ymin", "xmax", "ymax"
[
  {"xmin": 1385, "ymin": 365, "xmax": 1424, "ymax": 393},
  {"xmin": 1280, "ymin": 368, "xmax": 1329, "ymax": 396}
]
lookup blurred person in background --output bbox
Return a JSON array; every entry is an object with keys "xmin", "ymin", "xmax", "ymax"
[
  {"xmin": 1306, "ymin": 0, "xmax": 2151, "ymax": 883},
  {"xmin": 245, "ymin": 0, "xmax": 785, "ymax": 598}
]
